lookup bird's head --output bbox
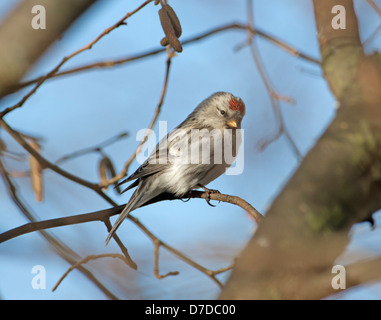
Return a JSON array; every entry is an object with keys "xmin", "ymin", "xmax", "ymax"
[{"xmin": 193, "ymin": 92, "xmax": 246, "ymax": 130}]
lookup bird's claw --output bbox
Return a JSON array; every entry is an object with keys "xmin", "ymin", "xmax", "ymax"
[
  {"xmin": 197, "ymin": 184, "xmax": 221, "ymax": 207},
  {"xmin": 206, "ymin": 198, "xmax": 216, "ymax": 207}
]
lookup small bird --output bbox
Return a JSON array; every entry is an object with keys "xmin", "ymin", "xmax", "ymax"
[{"xmin": 106, "ymin": 92, "xmax": 245, "ymax": 244}]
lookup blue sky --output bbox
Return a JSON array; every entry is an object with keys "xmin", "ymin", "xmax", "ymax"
[{"xmin": 1, "ymin": 0, "xmax": 381, "ymax": 299}]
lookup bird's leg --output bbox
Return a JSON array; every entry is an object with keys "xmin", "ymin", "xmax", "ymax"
[{"xmin": 197, "ymin": 184, "xmax": 221, "ymax": 207}]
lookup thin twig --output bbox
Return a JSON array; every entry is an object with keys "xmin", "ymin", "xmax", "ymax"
[
  {"xmin": 52, "ymin": 253, "xmax": 128, "ymax": 292},
  {"xmin": 363, "ymin": 23, "xmax": 381, "ymax": 47},
  {"xmin": 153, "ymin": 239, "xmax": 179, "ymax": 279},
  {"xmin": 55, "ymin": 132, "xmax": 129, "ymax": 164},
  {"xmin": 131, "ymin": 215, "xmax": 223, "ymax": 288},
  {"xmin": 246, "ymin": 0, "xmax": 302, "ymax": 161},
  {"xmin": 102, "ymin": 218, "xmax": 137, "ymax": 270},
  {"xmin": 209, "ymin": 263, "xmax": 235, "ymax": 276},
  {"xmin": 366, "ymin": 0, "xmax": 381, "ymax": 17}
]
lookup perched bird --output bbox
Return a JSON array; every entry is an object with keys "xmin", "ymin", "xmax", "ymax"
[{"xmin": 106, "ymin": 92, "xmax": 245, "ymax": 244}]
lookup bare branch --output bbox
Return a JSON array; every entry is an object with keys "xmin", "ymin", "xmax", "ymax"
[
  {"xmin": 153, "ymin": 239, "xmax": 180, "ymax": 279},
  {"xmin": 55, "ymin": 132, "xmax": 129, "ymax": 165},
  {"xmin": 365, "ymin": 0, "xmax": 381, "ymax": 17},
  {"xmin": 52, "ymin": 253, "xmax": 128, "ymax": 293},
  {"xmin": 246, "ymin": 0, "xmax": 302, "ymax": 160},
  {"xmin": 0, "ymin": 190, "xmax": 261, "ymax": 243}
]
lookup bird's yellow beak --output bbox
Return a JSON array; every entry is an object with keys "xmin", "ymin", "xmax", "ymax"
[{"xmin": 227, "ymin": 120, "xmax": 237, "ymax": 128}]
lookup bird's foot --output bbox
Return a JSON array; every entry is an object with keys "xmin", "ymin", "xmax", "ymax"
[{"xmin": 197, "ymin": 184, "xmax": 221, "ymax": 207}]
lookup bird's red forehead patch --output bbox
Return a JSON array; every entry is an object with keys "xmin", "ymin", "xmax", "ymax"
[{"xmin": 229, "ymin": 98, "xmax": 245, "ymax": 113}]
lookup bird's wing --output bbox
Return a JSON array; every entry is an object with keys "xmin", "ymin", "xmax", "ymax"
[
  {"xmin": 117, "ymin": 125, "xmax": 227, "ymax": 191},
  {"xmin": 116, "ymin": 132, "xmax": 175, "ymax": 189},
  {"xmin": 116, "ymin": 159, "xmax": 168, "ymax": 194}
]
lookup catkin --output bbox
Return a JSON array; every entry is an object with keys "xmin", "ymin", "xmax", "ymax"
[
  {"xmin": 163, "ymin": 4, "xmax": 182, "ymax": 38},
  {"xmin": 158, "ymin": 8, "xmax": 182, "ymax": 52}
]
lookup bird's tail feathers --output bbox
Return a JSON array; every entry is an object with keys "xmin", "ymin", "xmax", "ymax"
[{"xmin": 105, "ymin": 187, "xmax": 143, "ymax": 245}]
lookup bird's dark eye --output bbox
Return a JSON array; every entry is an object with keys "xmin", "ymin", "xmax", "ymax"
[{"xmin": 220, "ymin": 110, "xmax": 226, "ymax": 115}]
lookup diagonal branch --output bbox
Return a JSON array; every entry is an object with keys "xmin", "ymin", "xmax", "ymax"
[
  {"xmin": 246, "ymin": 0, "xmax": 302, "ymax": 160},
  {"xmin": 365, "ymin": 0, "xmax": 381, "ymax": 17},
  {"xmin": 52, "ymin": 253, "xmax": 128, "ymax": 293}
]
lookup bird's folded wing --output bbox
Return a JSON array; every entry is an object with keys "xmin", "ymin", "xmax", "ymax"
[{"xmin": 116, "ymin": 138, "xmax": 171, "ymax": 188}]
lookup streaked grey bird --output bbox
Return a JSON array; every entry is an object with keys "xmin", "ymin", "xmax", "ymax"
[{"xmin": 106, "ymin": 92, "xmax": 245, "ymax": 244}]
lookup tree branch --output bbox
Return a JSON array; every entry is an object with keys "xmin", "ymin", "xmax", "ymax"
[
  {"xmin": 52, "ymin": 253, "xmax": 128, "ymax": 293},
  {"xmin": 0, "ymin": 190, "xmax": 261, "ymax": 243},
  {"xmin": 246, "ymin": 0, "xmax": 301, "ymax": 160}
]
